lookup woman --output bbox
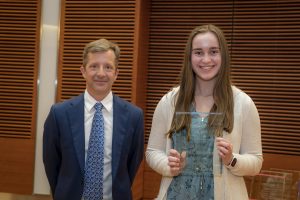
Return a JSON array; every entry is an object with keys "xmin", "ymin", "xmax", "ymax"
[{"xmin": 145, "ymin": 24, "xmax": 263, "ymax": 200}]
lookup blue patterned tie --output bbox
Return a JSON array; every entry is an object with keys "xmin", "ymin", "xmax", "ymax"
[{"xmin": 83, "ymin": 102, "xmax": 104, "ymax": 200}]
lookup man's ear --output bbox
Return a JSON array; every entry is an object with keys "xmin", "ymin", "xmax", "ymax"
[{"xmin": 80, "ymin": 66, "xmax": 86, "ymax": 78}]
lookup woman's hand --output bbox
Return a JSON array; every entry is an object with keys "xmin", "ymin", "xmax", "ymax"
[
  {"xmin": 168, "ymin": 149, "xmax": 186, "ymax": 176},
  {"xmin": 216, "ymin": 137, "xmax": 233, "ymax": 165}
]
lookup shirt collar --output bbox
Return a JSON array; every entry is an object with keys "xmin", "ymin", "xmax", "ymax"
[{"xmin": 84, "ymin": 90, "xmax": 113, "ymax": 113}]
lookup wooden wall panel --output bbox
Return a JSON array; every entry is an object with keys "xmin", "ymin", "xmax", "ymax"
[
  {"xmin": 0, "ymin": 0, "xmax": 41, "ymax": 194},
  {"xmin": 231, "ymin": 0, "xmax": 300, "ymax": 156},
  {"xmin": 143, "ymin": 162, "xmax": 161, "ymax": 200}
]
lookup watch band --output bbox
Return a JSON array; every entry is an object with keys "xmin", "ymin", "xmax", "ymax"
[{"xmin": 229, "ymin": 157, "xmax": 237, "ymax": 167}]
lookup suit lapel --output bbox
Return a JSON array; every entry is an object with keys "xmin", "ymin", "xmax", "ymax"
[
  {"xmin": 111, "ymin": 95, "xmax": 128, "ymax": 180},
  {"xmin": 67, "ymin": 94, "xmax": 85, "ymax": 174}
]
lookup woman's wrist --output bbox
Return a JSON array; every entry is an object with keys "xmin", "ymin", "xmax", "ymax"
[{"xmin": 226, "ymin": 155, "xmax": 237, "ymax": 167}]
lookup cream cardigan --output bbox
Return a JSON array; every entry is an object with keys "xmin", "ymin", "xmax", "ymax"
[{"xmin": 145, "ymin": 86, "xmax": 263, "ymax": 200}]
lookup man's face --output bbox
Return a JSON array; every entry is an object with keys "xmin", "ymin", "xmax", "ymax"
[{"xmin": 80, "ymin": 50, "xmax": 118, "ymax": 101}]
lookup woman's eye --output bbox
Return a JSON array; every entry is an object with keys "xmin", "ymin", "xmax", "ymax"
[
  {"xmin": 210, "ymin": 51, "xmax": 217, "ymax": 55},
  {"xmin": 195, "ymin": 51, "xmax": 203, "ymax": 56},
  {"xmin": 210, "ymin": 49, "xmax": 220, "ymax": 55}
]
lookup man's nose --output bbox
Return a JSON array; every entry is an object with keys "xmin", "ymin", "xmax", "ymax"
[{"xmin": 96, "ymin": 66, "xmax": 106, "ymax": 75}]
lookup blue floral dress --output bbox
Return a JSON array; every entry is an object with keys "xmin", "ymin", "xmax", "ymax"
[{"xmin": 167, "ymin": 113, "xmax": 215, "ymax": 200}]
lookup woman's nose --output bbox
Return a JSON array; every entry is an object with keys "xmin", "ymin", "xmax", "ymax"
[{"xmin": 201, "ymin": 53, "xmax": 212, "ymax": 63}]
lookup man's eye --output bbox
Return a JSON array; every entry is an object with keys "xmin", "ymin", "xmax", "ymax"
[{"xmin": 104, "ymin": 65, "xmax": 113, "ymax": 71}]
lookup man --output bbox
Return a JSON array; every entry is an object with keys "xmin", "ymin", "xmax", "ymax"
[{"xmin": 43, "ymin": 38, "xmax": 144, "ymax": 200}]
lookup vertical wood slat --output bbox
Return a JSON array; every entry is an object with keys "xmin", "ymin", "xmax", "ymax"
[
  {"xmin": 0, "ymin": 0, "xmax": 41, "ymax": 194},
  {"xmin": 131, "ymin": 1, "xmax": 150, "ymax": 198},
  {"xmin": 0, "ymin": 0, "xmax": 40, "ymax": 139}
]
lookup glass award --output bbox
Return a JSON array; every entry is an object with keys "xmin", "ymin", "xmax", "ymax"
[
  {"xmin": 269, "ymin": 168, "xmax": 300, "ymax": 200},
  {"xmin": 172, "ymin": 112, "xmax": 223, "ymax": 176},
  {"xmin": 249, "ymin": 170, "xmax": 286, "ymax": 200}
]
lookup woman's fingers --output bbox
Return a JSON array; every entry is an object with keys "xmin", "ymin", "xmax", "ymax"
[
  {"xmin": 216, "ymin": 137, "xmax": 233, "ymax": 165},
  {"xmin": 169, "ymin": 149, "xmax": 180, "ymax": 157},
  {"xmin": 168, "ymin": 156, "xmax": 180, "ymax": 167},
  {"xmin": 168, "ymin": 149, "xmax": 186, "ymax": 176}
]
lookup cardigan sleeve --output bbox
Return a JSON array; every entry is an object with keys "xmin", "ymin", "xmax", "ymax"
[
  {"xmin": 228, "ymin": 89, "xmax": 263, "ymax": 176},
  {"xmin": 145, "ymin": 88, "xmax": 178, "ymax": 177}
]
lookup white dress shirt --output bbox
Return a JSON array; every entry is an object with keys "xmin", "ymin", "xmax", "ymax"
[{"xmin": 84, "ymin": 90, "xmax": 113, "ymax": 199}]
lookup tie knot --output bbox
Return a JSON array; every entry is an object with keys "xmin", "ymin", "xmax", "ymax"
[{"xmin": 94, "ymin": 102, "xmax": 103, "ymax": 111}]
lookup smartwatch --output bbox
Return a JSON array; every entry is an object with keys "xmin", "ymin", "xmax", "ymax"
[{"xmin": 228, "ymin": 156, "xmax": 237, "ymax": 167}]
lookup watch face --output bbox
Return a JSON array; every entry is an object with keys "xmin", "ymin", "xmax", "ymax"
[{"xmin": 231, "ymin": 157, "xmax": 237, "ymax": 167}]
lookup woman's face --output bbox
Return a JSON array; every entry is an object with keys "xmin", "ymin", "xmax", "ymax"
[{"xmin": 191, "ymin": 32, "xmax": 221, "ymax": 82}]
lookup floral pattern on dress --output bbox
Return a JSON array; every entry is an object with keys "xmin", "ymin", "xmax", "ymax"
[{"xmin": 167, "ymin": 114, "xmax": 215, "ymax": 200}]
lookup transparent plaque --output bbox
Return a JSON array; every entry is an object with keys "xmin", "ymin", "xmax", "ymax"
[
  {"xmin": 172, "ymin": 112, "xmax": 223, "ymax": 176},
  {"xmin": 249, "ymin": 171, "xmax": 286, "ymax": 200},
  {"xmin": 269, "ymin": 168, "xmax": 300, "ymax": 200}
]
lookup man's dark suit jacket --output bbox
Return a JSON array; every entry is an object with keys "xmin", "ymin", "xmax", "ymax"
[{"xmin": 43, "ymin": 93, "xmax": 144, "ymax": 200}]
